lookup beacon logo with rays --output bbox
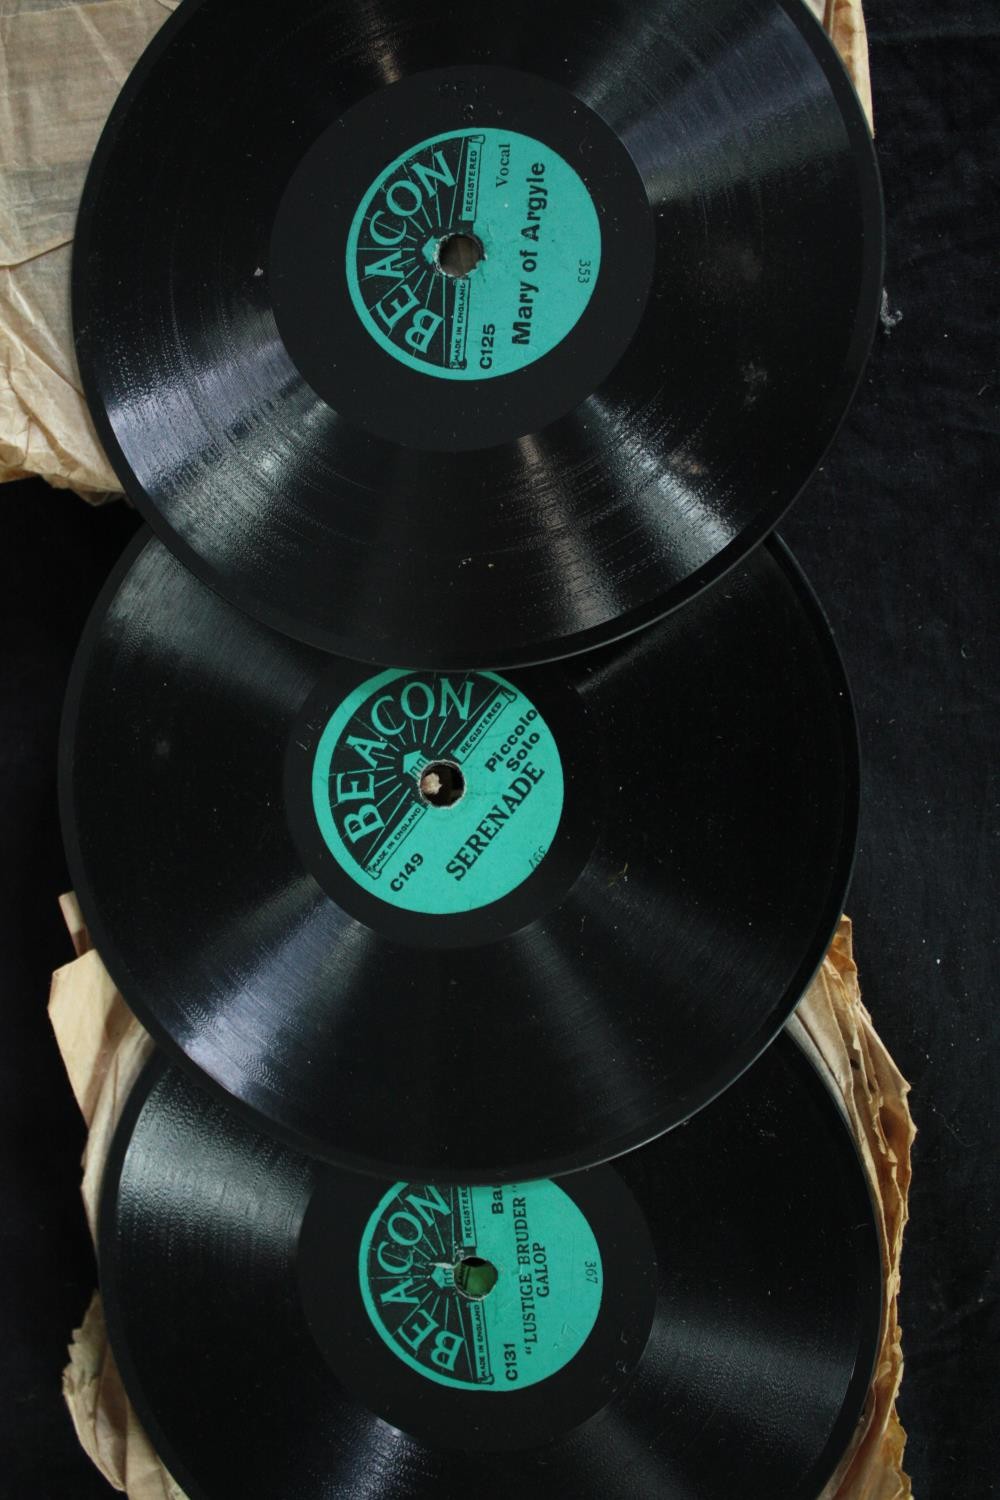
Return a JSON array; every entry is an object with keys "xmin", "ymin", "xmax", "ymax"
[
  {"xmin": 350, "ymin": 132, "xmax": 483, "ymax": 371},
  {"xmin": 358, "ymin": 1178, "xmax": 605, "ymax": 1392},
  {"xmin": 325, "ymin": 672, "xmax": 516, "ymax": 882},
  {"xmin": 359, "ymin": 1182, "xmax": 494, "ymax": 1387},
  {"xmin": 310, "ymin": 666, "xmax": 564, "ymax": 915}
]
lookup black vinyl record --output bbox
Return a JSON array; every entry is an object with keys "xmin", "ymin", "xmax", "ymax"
[
  {"xmin": 73, "ymin": 0, "xmax": 882, "ymax": 668},
  {"xmin": 100, "ymin": 1032, "xmax": 882, "ymax": 1500},
  {"xmin": 61, "ymin": 529, "xmax": 858, "ymax": 1180}
]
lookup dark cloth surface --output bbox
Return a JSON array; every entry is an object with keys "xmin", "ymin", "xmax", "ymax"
[
  {"xmin": 783, "ymin": 2, "xmax": 999, "ymax": 1489},
  {"xmin": 0, "ymin": 1, "xmax": 997, "ymax": 1494}
]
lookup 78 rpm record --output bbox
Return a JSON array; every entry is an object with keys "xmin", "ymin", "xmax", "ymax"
[
  {"xmin": 61, "ymin": 529, "xmax": 858, "ymax": 1180},
  {"xmin": 72, "ymin": 0, "xmax": 883, "ymax": 668},
  {"xmin": 100, "ymin": 1033, "xmax": 882, "ymax": 1500}
]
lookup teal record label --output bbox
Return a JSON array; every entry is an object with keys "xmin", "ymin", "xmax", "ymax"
[
  {"xmin": 359, "ymin": 1181, "xmax": 603, "ymax": 1391},
  {"xmin": 346, "ymin": 128, "xmax": 601, "ymax": 378},
  {"xmin": 311, "ymin": 670, "xmax": 564, "ymax": 915}
]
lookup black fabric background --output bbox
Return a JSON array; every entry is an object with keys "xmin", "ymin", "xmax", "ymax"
[{"xmin": 1, "ymin": 2, "xmax": 997, "ymax": 1493}]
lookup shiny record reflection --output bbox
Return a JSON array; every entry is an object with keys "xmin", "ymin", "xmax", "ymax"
[
  {"xmin": 61, "ymin": 530, "xmax": 858, "ymax": 1180},
  {"xmin": 100, "ymin": 1034, "xmax": 882, "ymax": 1499},
  {"xmin": 73, "ymin": 0, "xmax": 883, "ymax": 667}
]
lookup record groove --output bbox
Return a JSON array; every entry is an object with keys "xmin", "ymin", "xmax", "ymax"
[
  {"xmin": 100, "ymin": 1034, "xmax": 882, "ymax": 1499},
  {"xmin": 73, "ymin": 0, "xmax": 883, "ymax": 667},
  {"xmin": 61, "ymin": 529, "xmax": 859, "ymax": 1180}
]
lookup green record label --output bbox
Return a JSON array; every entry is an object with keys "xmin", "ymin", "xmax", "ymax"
[
  {"xmin": 346, "ymin": 128, "xmax": 601, "ymax": 378},
  {"xmin": 359, "ymin": 1181, "xmax": 603, "ymax": 1391},
  {"xmin": 311, "ymin": 670, "xmax": 564, "ymax": 915}
]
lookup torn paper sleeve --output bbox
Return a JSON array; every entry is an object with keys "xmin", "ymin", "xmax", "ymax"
[
  {"xmin": 0, "ymin": 0, "xmax": 180, "ymax": 497},
  {"xmin": 801, "ymin": 922, "xmax": 915, "ymax": 1500}
]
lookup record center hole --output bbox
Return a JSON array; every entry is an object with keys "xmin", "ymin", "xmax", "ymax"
[
  {"xmin": 419, "ymin": 761, "xmax": 465, "ymax": 808},
  {"xmin": 453, "ymin": 1256, "xmax": 499, "ymax": 1300},
  {"xmin": 437, "ymin": 233, "xmax": 484, "ymax": 278}
]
